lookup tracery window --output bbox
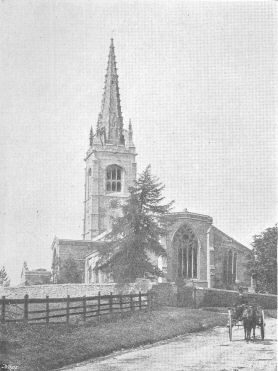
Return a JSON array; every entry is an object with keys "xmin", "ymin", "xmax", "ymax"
[
  {"xmin": 174, "ymin": 225, "xmax": 198, "ymax": 279},
  {"xmin": 106, "ymin": 165, "xmax": 122, "ymax": 192},
  {"xmin": 233, "ymin": 253, "xmax": 237, "ymax": 282},
  {"xmin": 88, "ymin": 266, "xmax": 92, "ymax": 283},
  {"xmin": 227, "ymin": 250, "xmax": 233, "ymax": 284},
  {"xmin": 224, "ymin": 250, "xmax": 237, "ymax": 285}
]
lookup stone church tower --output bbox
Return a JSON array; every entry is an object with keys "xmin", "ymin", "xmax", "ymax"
[{"xmin": 83, "ymin": 39, "xmax": 137, "ymax": 240}]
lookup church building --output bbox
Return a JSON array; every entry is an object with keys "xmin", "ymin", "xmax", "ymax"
[{"xmin": 51, "ymin": 40, "xmax": 251, "ymax": 290}]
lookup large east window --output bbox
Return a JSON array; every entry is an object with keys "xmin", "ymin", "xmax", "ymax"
[
  {"xmin": 106, "ymin": 165, "xmax": 122, "ymax": 192},
  {"xmin": 174, "ymin": 225, "xmax": 198, "ymax": 279}
]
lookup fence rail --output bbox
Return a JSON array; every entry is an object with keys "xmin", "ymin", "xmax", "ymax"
[{"xmin": 0, "ymin": 292, "xmax": 152, "ymax": 324}]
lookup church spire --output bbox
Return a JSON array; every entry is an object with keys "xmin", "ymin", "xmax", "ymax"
[{"xmin": 97, "ymin": 39, "xmax": 124, "ymax": 145}]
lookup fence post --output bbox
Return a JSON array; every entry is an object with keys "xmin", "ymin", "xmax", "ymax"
[
  {"xmin": 46, "ymin": 295, "xmax": 49, "ymax": 324},
  {"xmin": 97, "ymin": 291, "xmax": 101, "ymax": 322},
  {"xmin": 83, "ymin": 296, "xmax": 87, "ymax": 322},
  {"xmin": 24, "ymin": 294, "xmax": 29, "ymax": 322},
  {"xmin": 1, "ymin": 296, "xmax": 5, "ymax": 323},
  {"xmin": 66, "ymin": 295, "xmax": 70, "ymax": 324},
  {"xmin": 139, "ymin": 291, "xmax": 142, "ymax": 310},
  {"xmin": 148, "ymin": 292, "xmax": 152, "ymax": 312},
  {"xmin": 109, "ymin": 292, "xmax": 113, "ymax": 318},
  {"xmin": 119, "ymin": 294, "xmax": 123, "ymax": 316},
  {"xmin": 130, "ymin": 293, "xmax": 133, "ymax": 311}
]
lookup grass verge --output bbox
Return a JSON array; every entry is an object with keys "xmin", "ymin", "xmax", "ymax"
[{"xmin": 0, "ymin": 307, "xmax": 227, "ymax": 371}]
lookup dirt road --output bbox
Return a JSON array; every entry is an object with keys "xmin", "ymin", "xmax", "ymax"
[{"xmin": 62, "ymin": 317, "xmax": 277, "ymax": 371}]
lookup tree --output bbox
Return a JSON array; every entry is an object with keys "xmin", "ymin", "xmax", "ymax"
[
  {"xmin": 248, "ymin": 225, "xmax": 277, "ymax": 294},
  {"xmin": 58, "ymin": 257, "xmax": 82, "ymax": 283},
  {"xmin": 0, "ymin": 266, "xmax": 10, "ymax": 287},
  {"xmin": 98, "ymin": 165, "xmax": 174, "ymax": 283}
]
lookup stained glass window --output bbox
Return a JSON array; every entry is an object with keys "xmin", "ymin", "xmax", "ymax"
[{"xmin": 173, "ymin": 225, "xmax": 198, "ymax": 279}]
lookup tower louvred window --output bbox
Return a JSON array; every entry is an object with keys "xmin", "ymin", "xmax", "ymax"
[{"xmin": 106, "ymin": 165, "xmax": 122, "ymax": 193}]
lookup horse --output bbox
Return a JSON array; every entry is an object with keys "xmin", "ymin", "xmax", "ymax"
[{"xmin": 242, "ymin": 306, "xmax": 257, "ymax": 342}]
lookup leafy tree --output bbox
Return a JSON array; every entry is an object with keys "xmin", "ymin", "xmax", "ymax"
[
  {"xmin": 98, "ymin": 165, "xmax": 174, "ymax": 283},
  {"xmin": 58, "ymin": 257, "xmax": 82, "ymax": 283},
  {"xmin": 0, "ymin": 266, "xmax": 10, "ymax": 287},
  {"xmin": 248, "ymin": 225, "xmax": 277, "ymax": 294}
]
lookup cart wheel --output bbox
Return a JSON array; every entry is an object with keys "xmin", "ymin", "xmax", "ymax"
[
  {"xmin": 228, "ymin": 310, "xmax": 233, "ymax": 341},
  {"xmin": 260, "ymin": 324, "xmax": 265, "ymax": 340},
  {"xmin": 229, "ymin": 324, "xmax": 233, "ymax": 341}
]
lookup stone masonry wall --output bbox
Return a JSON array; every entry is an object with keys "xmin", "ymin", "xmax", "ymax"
[
  {"xmin": 151, "ymin": 283, "xmax": 277, "ymax": 309},
  {"xmin": 166, "ymin": 215, "xmax": 212, "ymax": 283},
  {"xmin": 211, "ymin": 228, "xmax": 251, "ymax": 290},
  {"xmin": 0, "ymin": 280, "xmax": 155, "ymax": 299}
]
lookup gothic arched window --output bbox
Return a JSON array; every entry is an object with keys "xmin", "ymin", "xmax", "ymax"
[
  {"xmin": 88, "ymin": 168, "xmax": 92, "ymax": 176},
  {"xmin": 106, "ymin": 165, "xmax": 122, "ymax": 192},
  {"xmin": 173, "ymin": 225, "xmax": 198, "ymax": 279}
]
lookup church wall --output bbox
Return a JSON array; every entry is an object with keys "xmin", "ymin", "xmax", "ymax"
[
  {"xmin": 52, "ymin": 239, "xmax": 100, "ymax": 283},
  {"xmin": 165, "ymin": 213, "xmax": 251, "ymax": 291},
  {"xmin": 166, "ymin": 214, "xmax": 212, "ymax": 285},
  {"xmin": 210, "ymin": 227, "xmax": 251, "ymax": 290}
]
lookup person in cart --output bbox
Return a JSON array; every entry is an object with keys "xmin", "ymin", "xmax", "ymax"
[{"xmin": 234, "ymin": 287, "xmax": 248, "ymax": 320}]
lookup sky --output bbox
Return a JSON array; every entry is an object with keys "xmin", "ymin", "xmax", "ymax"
[{"xmin": 0, "ymin": 1, "xmax": 277, "ymax": 284}]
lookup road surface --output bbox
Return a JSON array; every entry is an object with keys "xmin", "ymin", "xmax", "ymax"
[{"xmin": 61, "ymin": 317, "xmax": 277, "ymax": 371}]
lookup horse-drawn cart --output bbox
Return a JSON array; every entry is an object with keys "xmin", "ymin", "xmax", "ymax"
[{"xmin": 227, "ymin": 305, "xmax": 265, "ymax": 341}]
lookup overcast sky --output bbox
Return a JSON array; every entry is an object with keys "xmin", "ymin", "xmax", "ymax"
[{"xmin": 1, "ymin": 1, "xmax": 277, "ymax": 284}]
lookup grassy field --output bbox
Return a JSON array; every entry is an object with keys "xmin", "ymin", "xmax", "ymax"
[{"xmin": 0, "ymin": 307, "xmax": 227, "ymax": 371}]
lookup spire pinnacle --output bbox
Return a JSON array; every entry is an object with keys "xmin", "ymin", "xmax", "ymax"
[
  {"xmin": 128, "ymin": 118, "xmax": 134, "ymax": 148},
  {"xmin": 89, "ymin": 126, "xmax": 94, "ymax": 146},
  {"xmin": 97, "ymin": 39, "xmax": 124, "ymax": 145}
]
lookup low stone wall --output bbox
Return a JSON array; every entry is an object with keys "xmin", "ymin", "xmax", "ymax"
[
  {"xmin": 0, "ymin": 279, "xmax": 155, "ymax": 299},
  {"xmin": 150, "ymin": 283, "xmax": 277, "ymax": 309},
  {"xmin": 195, "ymin": 288, "xmax": 277, "ymax": 309},
  {"xmin": 196, "ymin": 288, "xmax": 239, "ymax": 308},
  {"xmin": 246, "ymin": 292, "xmax": 277, "ymax": 310},
  {"xmin": 150, "ymin": 283, "xmax": 178, "ymax": 307},
  {"xmin": 2, "ymin": 282, "xmax": 276, "ymax": 309}
]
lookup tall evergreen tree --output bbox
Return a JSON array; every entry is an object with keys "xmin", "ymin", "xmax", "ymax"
[
  {"xmin": 98, "ymin": 165, "xmax": 174, "ymax": 283},
  {"xmin": 0, "ymin": 266, "xmax": 10, "ymax": 286},
  {"xmin": 248, "ymin": 225, "xmax": 277, "ymax": 294}
]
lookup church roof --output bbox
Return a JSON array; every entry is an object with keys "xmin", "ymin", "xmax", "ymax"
[
  {"xmin": 169, "ymin": 210, "xmax": 213, "ymax": 223},
  {"xmin": 211, "ymin": 226, "xmax": 251, "ymax": 252}
]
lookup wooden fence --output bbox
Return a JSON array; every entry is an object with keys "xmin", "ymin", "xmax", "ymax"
[{"xmin": 0, "ymin": 292, "xmax": 152, "ymax": 324}]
